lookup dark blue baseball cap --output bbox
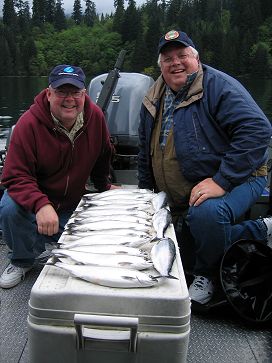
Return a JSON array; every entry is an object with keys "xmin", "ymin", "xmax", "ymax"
[
  {"xmin": 158, "ymin": 30, "xmax": 195, "ymax": 53},
  {"xmin": 49, "ymin": 64, "xmax": 86, "ymax": 89}
]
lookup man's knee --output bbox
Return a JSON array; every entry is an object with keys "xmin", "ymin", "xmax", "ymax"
[
  {"xmin": 187, "ymin": 198, "xmax": 230, "ymax": 228},
  {"xmin": 0, "ymin": 191, "xmax": 23, "ymax": 220}
]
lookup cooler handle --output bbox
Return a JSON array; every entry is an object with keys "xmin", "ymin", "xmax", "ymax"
[{"xmin": 74, "ymin": 314, "xmax": 138, "ymax": 353}]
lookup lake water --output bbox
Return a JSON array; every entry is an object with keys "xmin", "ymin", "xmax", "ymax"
[{"xmin": 0, "ymin": 75, "xmax": 271, "ymax": 143}]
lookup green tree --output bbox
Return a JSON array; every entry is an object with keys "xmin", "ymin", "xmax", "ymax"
[
  {"xmin": 143, "ymin": 0, "xmax": 162, "ymax": 67},
  {"xmin": 122, "ymin": 0, "xmax": 141, "ymax": 42},
  {"xmin": 260, "ymin": 0, "xmax": 272, "ymax": 19},
  {"xmin": 21, "ymin": 36, "xmax": 37, "ymax": 74},
  {"xmin": 16, "ymin": 0, "xmax": 31, "ymax": 34},
  {"xmin": 165, "ymin": 0, "xmax": 182, "ymax": 29},
  {"xmin": 3, "ymin": 0, "xmax": 17, "ymax": 27},
  {"xmin": 113, "ymin": 0, "xmax": 125, "ymax": 33},
  {"xmin": 54, "ymin": 0, "xmax": 67, "ymax": 30},
  {"xmin": 0, "ymin": 25, "xmax": 13, "ymax": 74},
  {"xmin": 32, "ymin": 0, "xmax": 46, "ymax": 26},
  {"xmin": 72, "ymin": 0, "xmax": 82, "ymax": 25},
  {"xmin": 84, "ymin": 0, "xmax": 97, "ymax": 27},
  {"xmin": 250, "ymin": 42, "xmax": 272, "ymax": 77},
  {"xmin": 45, "ymin": 0, "xmax": 56, "ymax": 23}
]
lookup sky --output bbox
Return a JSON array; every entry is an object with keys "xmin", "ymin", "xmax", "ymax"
[
  {"xmin": 83, "ymin": 0, "xmax": 147, "ymax": 15},
  {"xmin": 0, "ymin": 0, "xmax": 148, "ymax": 16}
]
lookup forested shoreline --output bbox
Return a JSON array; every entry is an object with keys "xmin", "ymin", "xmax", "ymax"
[{"xmin": 1, "ymin": 0, "xmax": 272, "ymax": 78}]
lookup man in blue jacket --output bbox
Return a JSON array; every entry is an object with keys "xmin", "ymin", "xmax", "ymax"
[{"xmin": 138, "ymin": 30, "xmax": 272, "ymax": 305}]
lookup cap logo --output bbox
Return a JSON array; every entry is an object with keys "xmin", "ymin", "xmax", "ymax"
[
  {"xmin": 165, "ymin": 30, "xmax": 179, "ymax": 41},
  {"xmin": 63, "ymin": 66, "xmax": 75, "ymax": 73}
]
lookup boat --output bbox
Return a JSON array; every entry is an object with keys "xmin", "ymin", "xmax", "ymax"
[{"xmin": 0, "ymin": 52, "xmax": 271, "ymax": 362}]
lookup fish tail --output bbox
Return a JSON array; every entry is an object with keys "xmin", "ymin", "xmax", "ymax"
[
  {"xmin": 45, "ymin": 255, "xmax": 61, "ymax": 266},
  {"xmin": 167, "ymin": 274, "xmax": 179, "ymax": 280},
  {"xmin": 153, "ymin": 274, "xmax": 179, "ymax": 280}
]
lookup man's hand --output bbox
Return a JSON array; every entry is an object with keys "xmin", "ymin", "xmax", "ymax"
[
  {"xmin": 189, "ymin": 178, "xmax": 226, "ymax": 207},
  {"xmin": 36, "ymin": 204, "xmax": 59, "ymax": 236}
]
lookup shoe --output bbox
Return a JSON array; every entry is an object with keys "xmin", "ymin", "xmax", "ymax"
[
  {"xmin": 189, "ymin": 275, "xmax": 214, "ymax": 304},
  {"xmin": 0, "ymin": 263, "xmax": 33, "ymax": 289},
  {"xmin": 262, "ymin": 217, "xmax": 272, "ymax": 248}
]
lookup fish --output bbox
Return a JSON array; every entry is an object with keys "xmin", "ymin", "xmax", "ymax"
[
  {"xmin": 84, "ymin": 189, "xmax": 154, "ymax": 199},
  {"xmin": 72, "ymin": 208, "xmax": 152, "ymax": 220},
  {"xmin": 66, "ymin": 244, "xmax": 148, "ymax": 257},
  {"xmin": 51, "ymin": 249, "xmax": 153, "ymax": 270},
  {"xmin": 75, "ymin": 203, "xmax": 154, "ymax": 215},
  {"xmin": 65, "ymin": 220, "xmax": 151, "ymax": 233},
  {"xmin": 152, "ymin": 208, "xmax": 172, "ymax": 238},
  {"xmin": 150, "ymin": 238, "xmax": 177, "ymax": 279},
  {"xmin": 83, "ymin": 193, "xmax": 153, "ymax": 202},
  {"xmin": 67, "ymin": 214, "xmax": 152, "ymax": 226},
  {"xmin": 62, "ymin": 228, "xmax": 152, "ymax": 239},
  {"xmin": 80, "ymin": 198, "xmax": 151, "ymax": 207},
  {"xmin": 59, "ymin": 234, "xmax": 151, "ymax": 248},
  {"xmin": 152, "ymin": 191, "xmax": 168, "ymax": 212},
  {"xmin": 50, "ymin": 262, "xmax": 159, "ymax": 288}
]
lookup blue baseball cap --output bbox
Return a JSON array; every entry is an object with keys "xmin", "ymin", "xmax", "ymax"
[
  {"xmin": 49, "ymin": 64, "xmax": 86, "ymax": 89},
  {"xmin": 158, "ymin": 30, "xmax": 195, "ymax": 53}
]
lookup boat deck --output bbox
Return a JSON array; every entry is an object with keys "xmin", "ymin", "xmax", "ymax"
[{"xmin": 1, "ymin": 239, "xmax": 271, "ymax": 363}]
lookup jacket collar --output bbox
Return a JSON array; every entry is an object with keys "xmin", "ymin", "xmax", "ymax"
[{"xmin": 143, "ymin": 64, "xmax": 204, "ymax": 117}]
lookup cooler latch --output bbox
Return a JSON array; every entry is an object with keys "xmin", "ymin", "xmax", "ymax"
[{"xmin": 74, "ymin": 314, "xmax": 138, "ymax": 353}]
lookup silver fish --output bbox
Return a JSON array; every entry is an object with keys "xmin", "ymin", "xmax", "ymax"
[
  {"xmin": 65, "ymin": 220, "xmax": 151, "ymax": 233},
  {"xmin": 67, "ymin": 214, "xmax": 151, "ymax": 226},
  {"xmin": 81, "ymin": 198, "xmax": 151, "ymax": 206},
  {"xmin": 152, "ymin": 191, "xmax": 168, "ymax": 212},
  {"xmin": 67, "ymin": 244, "xmax": 148, "ymax": 257},
  {"xmin": 75, "ymin": 203, "xmax": 154, "ymax": 215},
  {"xmin": 150, "ymin": 238, "xmax": 177, "ymax": 278},
  {"xmin": 72, "ymin": 208, "xmax": 152, "ymax": 220},
  {"xmin": 152, "ymin": 208, "xmax": 172, "ymax": 238},
  {"xmin": 59, "ymin": 234, "xmax": 151, "ymax": 248},
  {"xmin": 84, "ymin": 189, "xmax": 154, "ymax": 199},
  {"xmin": 63, "ymin": 228, "xmax": 152, "ymax": 239},
  {"xmin": 51, "ymin": 249, "xmax": 153, "ymax": 270},
  {"xmin": 83, "ymin": 193, "xmax": 152, "ymax": 202},
  {"xmin": 51, "ymin": 262, "xmax": 158, "ymax": 288}
]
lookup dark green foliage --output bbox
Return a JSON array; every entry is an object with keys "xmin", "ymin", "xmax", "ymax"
[
  {"xmin": 72, "ymin": 0, "xmax": 82, "ymax": 25},
  {"xmin": 45, "ymin": 0, "xmax": 56, "ymax": 23},
  {"xmin": 16, "ymin": 0, "xmax": 31, "ymax": 33},
  {"xmin": 3, "ymin": 0, "xmax": 17, "ymax": 26},
  {"xmin": 54, "ymin": 0, "xmax": 67, "ymax": 30},
  {"xmin": 32, "ymin": 0, "xmax": 46, "ymax": 26},
  {"xmin": 84, "ymin": 0, "xmax": 97, "ymax": 27},
  {"xmin": 113, "ymin": 0, "xmax": 124, "ymax": 33},
  {"xmin": 0, "ymin": 0, "xmax": 271, "ymax": 77}
]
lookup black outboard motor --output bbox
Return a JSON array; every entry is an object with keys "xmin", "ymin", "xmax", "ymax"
[{"xmin": 88, "ymin": 72, "xmax": 154, "ymax": 184}]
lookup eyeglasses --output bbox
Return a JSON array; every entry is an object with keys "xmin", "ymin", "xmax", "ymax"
[
  {"xmin": 161, "ymin": 53, "xmax": 191, "ymax": 64},
  {"xmin": 53, "ymin": 89, "xmax": 85, "ymax": 99}
]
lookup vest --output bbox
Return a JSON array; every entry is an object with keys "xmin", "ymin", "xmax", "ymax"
[{"xmin": 150, "ymin": 100, "xmax": 195, "ymax": 209}]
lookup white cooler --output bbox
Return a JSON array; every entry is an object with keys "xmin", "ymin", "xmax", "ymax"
[{"xmin": 28, "ymin": 225, "xmax": 191, "ymax": 363}]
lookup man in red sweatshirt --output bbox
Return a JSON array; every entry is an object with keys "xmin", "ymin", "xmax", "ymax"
[{"xmin": 0, "ymin": 64, "xmax": 116, "ymax": 288}]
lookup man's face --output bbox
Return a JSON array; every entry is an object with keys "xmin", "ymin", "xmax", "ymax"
[
  {"xmin": 160, "ymin": 44, "xmax": 199, "ymax": 92},
  {"xmin": 46, "ymin": 84, "xmax": 86, "ymax": 127}
]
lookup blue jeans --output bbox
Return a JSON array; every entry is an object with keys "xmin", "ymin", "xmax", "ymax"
[
  {"xmin": 0, "ymin": 190, "xmax": 74, "ymax": 267},
  {"xmin": 184, "ymin": 176, "xmax": 268, "ymax": 278}
]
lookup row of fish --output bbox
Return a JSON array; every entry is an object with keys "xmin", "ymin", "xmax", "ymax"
[{"xmin": 49, "ymin": 188, "xmax": 177, "ymax": 288}]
